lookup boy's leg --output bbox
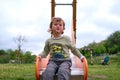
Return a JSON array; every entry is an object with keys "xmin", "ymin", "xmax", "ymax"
[
  {"xmin": 57, "ymin": 60, "xmax": 72, "ymax": 80},
  {"xmin": 42, "ymin": 61, "xmax": 58, "ymax": 80}
]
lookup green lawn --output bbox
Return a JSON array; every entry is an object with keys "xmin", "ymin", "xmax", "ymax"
[
  {"xmin": 88, "ymin": 54, "xmax": 120, "ymax": 80},
  {"xmin": 0, "ymin": 64, "xmax": 35, "ymax": 80},
  {"xmin": 0, "ymin": 54, "xmax": 120, "ymax": 80},
  {"xmin": 88, "ymin": 63, "xmax": 120, "ymax": 80}
]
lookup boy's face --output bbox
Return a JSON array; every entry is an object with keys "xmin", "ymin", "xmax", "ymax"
[{"xmin": 51, "ymin": 20, "xmax": 64, "ymax": 34}]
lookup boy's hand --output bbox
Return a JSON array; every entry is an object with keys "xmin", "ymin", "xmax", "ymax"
[
  {"xmin": 80, "ymin": 56, "xmax": 84, "ymax": 62},
  {"xmin": 35, "ymin": 55, "xmax": 42, "ymax": 61}
]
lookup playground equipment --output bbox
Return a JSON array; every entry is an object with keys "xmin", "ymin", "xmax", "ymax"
[
  {"xmin": 102, "ymin": 56, "xmax": 110, "ymax": 65},
  {"xmin": 35, "ymin": 0, "xmax": 88, "ymax": 80}
]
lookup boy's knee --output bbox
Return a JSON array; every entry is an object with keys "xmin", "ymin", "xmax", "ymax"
[
  {"xmin": 57, "ymin": 68, "xmax": 70, "ymax": 80},
  {"xmin": 58, "ymin": 68, "xmax": 70, "ymax": 75},
  {"xmin": 43, "ymin": 68, "xmax": 56, "ymax": 77}
]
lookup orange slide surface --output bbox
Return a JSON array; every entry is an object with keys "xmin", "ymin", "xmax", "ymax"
[{"xmin": 35, "ymin": 55, "xmax": 88, "ymax": 80}]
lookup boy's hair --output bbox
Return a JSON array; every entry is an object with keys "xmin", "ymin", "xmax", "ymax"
[{"xmin": 49, "ymin": 17, "xmax": 65, "ymax": 34}]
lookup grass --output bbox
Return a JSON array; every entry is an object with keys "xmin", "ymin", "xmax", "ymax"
[
  {"xmin": 0, "ymin": 54, "xmax": 120, "ymax": 80},
  {"xmin": 88, "ymin": 53, "xmax": 120, "ymax": 80},
  {"xmin": 88, "ymin": 63, "xmax": 120, "ymax": 80},
  {"xmin": 0, "ymin": 64, "xmax": 35, "ymax": 80}
]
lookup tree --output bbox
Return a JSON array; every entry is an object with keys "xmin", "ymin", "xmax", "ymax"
[
  {"xmin": 22, "ymin": 51, "xmax": 36, "ymax": 63},
  {"xmin": 14, "ymin": 35, "xmax": 27, "ymax": 63},
  {"xmin": 0, "ymin": 49, "xmax": 9, "ymax": 63},
  {"xmin": 0, "ymin": 50, "xmax": 6, "ymax": 55},
  {"xmin": 6, "ymin": 49, "xmax": 15, "ymax": 60},
  {"xmin": 105, "ymin": 31, "xmax": 120, "ymax": 54}
]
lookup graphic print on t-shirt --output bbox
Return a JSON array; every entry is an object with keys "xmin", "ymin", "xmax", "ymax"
[{"xmin": 51, "ymin": 44, "xmax": 65, "ymax": 59}]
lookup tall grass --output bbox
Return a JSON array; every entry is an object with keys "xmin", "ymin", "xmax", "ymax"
[
  {"xmin": 0, "ymin": 64, "xmax": 35, "ymax": 80},
  {"xmin": 0, "ymin": 54, "xmax": 120, "ymax": 80}
]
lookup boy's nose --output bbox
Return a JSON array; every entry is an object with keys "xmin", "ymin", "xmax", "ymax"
[
  {"xmin": 56, "ymin": 24, "xmax": 60, "ymax": 26},
  {"xmin": 56, "ymin": 25, "xmax": 60, "ymax": 27}
]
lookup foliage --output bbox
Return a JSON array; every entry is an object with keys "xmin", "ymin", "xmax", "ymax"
[
  {"xmin": 105, "ymin": 31, "xmax": 120, "ymax": 54},
  {"xmin": 0, "ymin": 49, "xmax": 36, "ymax": 64},
  {"xmin": 81, "ymin": 30, "xmax": 120, "ymax": 57}
]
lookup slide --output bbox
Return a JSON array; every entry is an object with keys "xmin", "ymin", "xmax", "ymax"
[{"xmin": 35, "ymin": 54, "xmax": 88, "ymax": 80}]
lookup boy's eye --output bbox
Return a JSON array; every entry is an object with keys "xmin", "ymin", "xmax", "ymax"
[
  {"xmin": 54, "ymin": 23, "xmax": 57, "ymax": 26},
  {"xmin": 59, "ymin": 24, "xmax": 62, "ymax": 26}
]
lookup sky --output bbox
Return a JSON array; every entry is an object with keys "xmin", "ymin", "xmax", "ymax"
[{"xmin": 0, "ymin": 0, "xmax": 120, "ymax": 55}]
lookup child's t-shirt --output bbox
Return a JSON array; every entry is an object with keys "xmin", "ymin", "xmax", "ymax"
[{"xmin": 40, "ymin": 35, "xmax": 83, "ymax": 60}]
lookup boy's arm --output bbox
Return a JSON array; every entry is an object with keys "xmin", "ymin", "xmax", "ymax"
[
  {"xmin": 71, "ymin": 48, "xmax": 85, "ymax": 62},
  {"xmin": 65, "ymin": 35, "xmax": 85, "ymax": 62},
  {"xmin": 38, "ymin": 40, "xmax": 50, "ymax": 58}
]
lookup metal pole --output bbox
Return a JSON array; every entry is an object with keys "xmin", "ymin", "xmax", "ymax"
[
  {"xmin": 73, "ymin": 0, "xmax": 77, "ymax": 44},
  {"xmin": 51, "ymin": 0, "xmax": 55, "ymax": 19}
]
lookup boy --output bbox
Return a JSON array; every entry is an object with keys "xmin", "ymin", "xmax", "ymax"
[{"xmin": 39, "ymin": 17, "xmax": 84, "ymax": 80}]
